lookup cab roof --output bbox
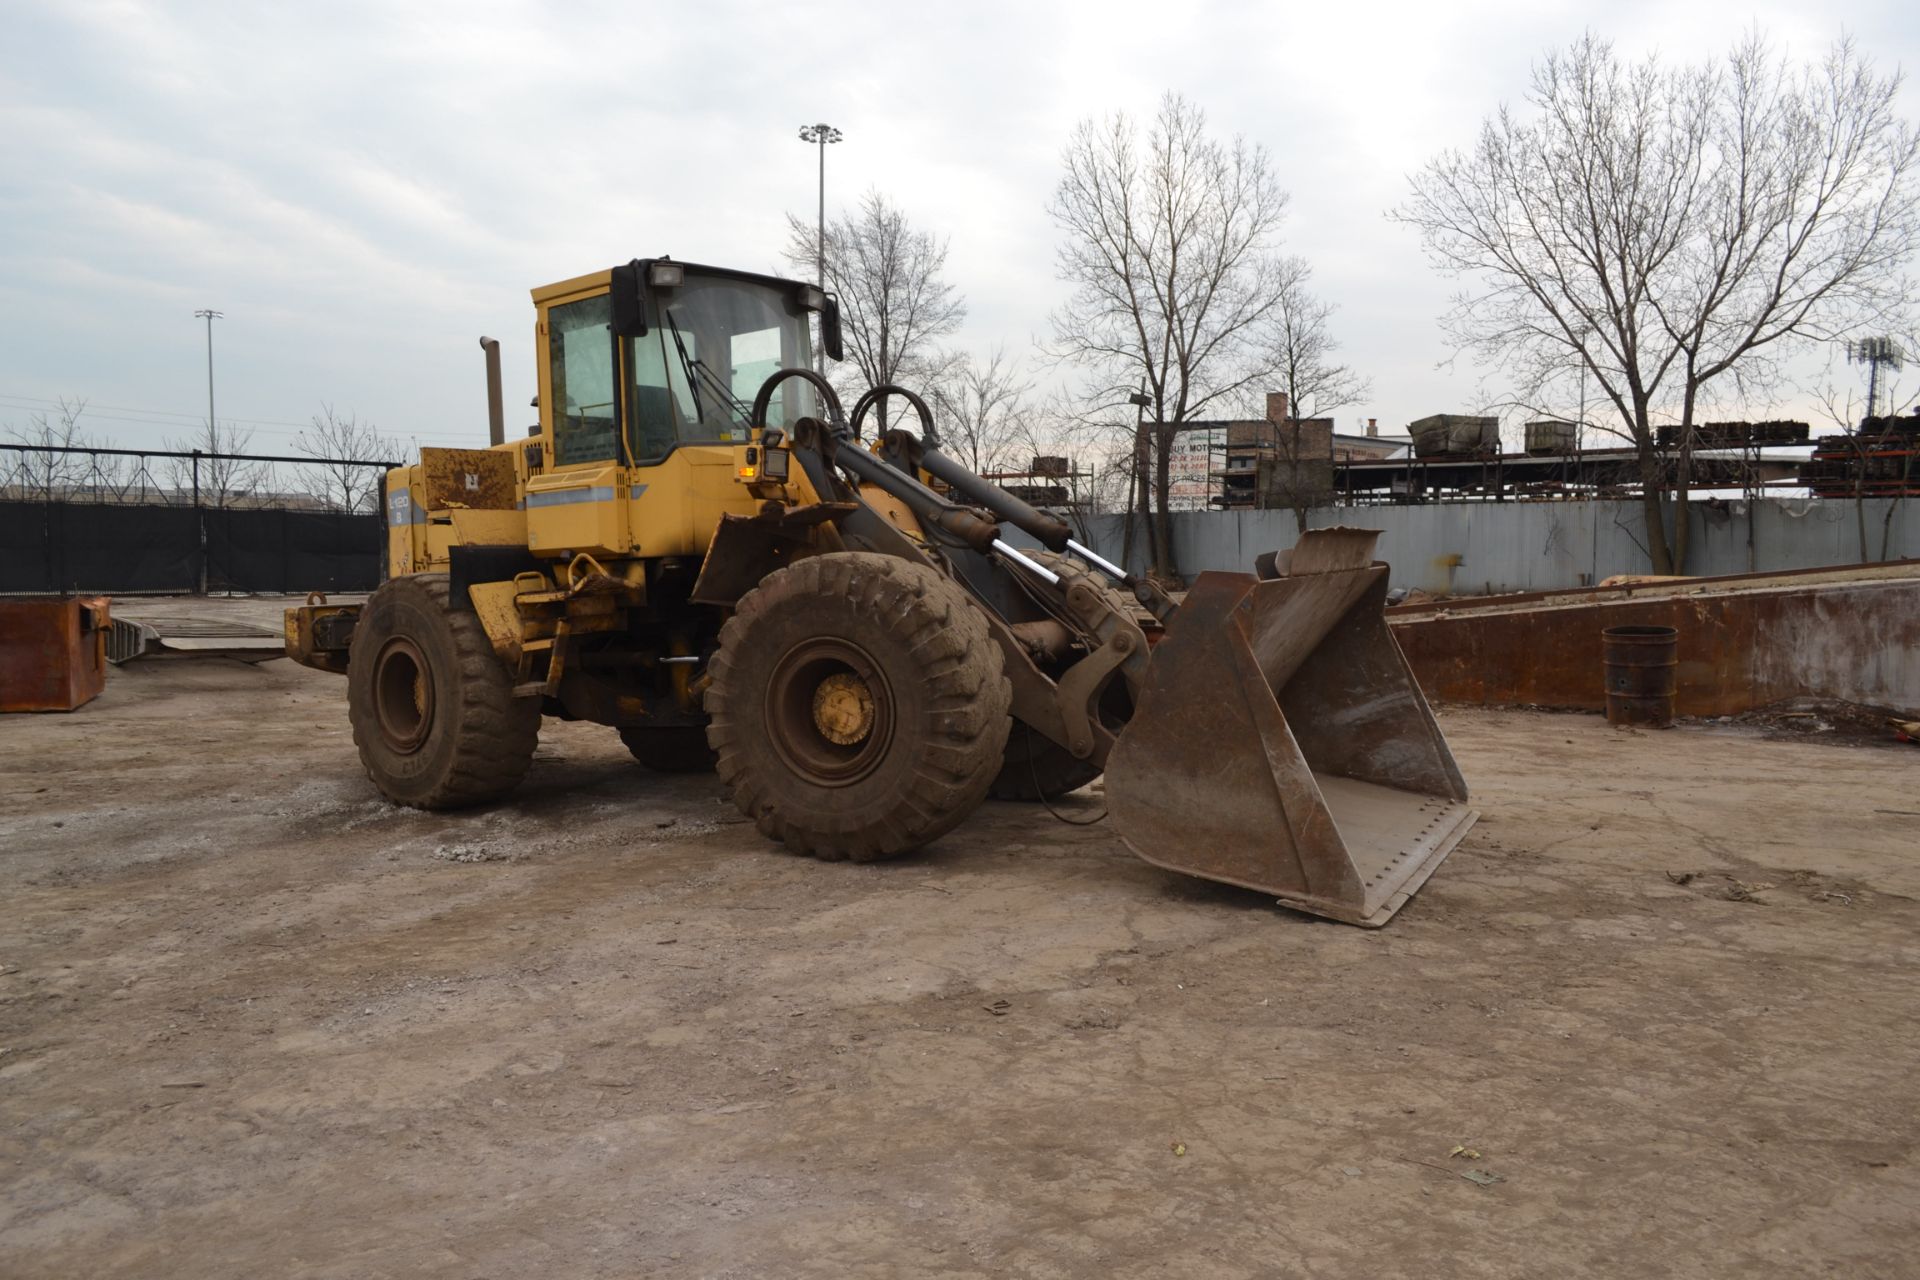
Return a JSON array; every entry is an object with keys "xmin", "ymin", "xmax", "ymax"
[{"xmin": 530, "ymin": 258, "xmax": 812, "ymax": 305}]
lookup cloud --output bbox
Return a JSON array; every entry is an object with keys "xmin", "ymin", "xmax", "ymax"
[{"xmin": 1, "ymin": 0, "xmax": 1914, "ymax": 451}]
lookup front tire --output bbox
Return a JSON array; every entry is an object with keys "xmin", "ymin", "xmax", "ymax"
[
  {"xmin": 346, "ymin": 574, "xmax": 540, "ymax": 809},
  {"xmin": 705, "ymin": 552, "xmax": 1012, "ymax": 861}
]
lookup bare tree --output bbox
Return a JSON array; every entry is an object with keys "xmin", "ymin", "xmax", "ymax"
[
  {"xmin": 295, "ymin": 406, "xmax": 405, "ymax": 514},
  {"xmin": 1046, "ymin": 93, "xmax": 1294, "ymax": 577},
  {"xmin": 1268, "ymin": 260, "xmax": 1371, "ymax": 529},
  {"xmin": 2, "ymin": 398, "xmax": 114, "ymax": 499},
  {"xmin": 1394, "ymin": 33, "xmax": 1920, "ymax": 572},
  {"xmin": 1085, "ymin": 433, "xmax": 1139, "ymax": 516},
  {"xmin": 784, "ymin": 190, "xmax": 966, "ymax": 428},
  {"xmin": 164, "ymin": 419, "xmax": 270, "ymax": 508},
  {"xmin": 929, "ymin": 346, "xmax": 1032, "ymax": 473}
]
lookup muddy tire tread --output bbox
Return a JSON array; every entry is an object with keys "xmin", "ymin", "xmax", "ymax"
[
  {"xmin": 706, "ymin": 552, "xmax": 1011, "ymax": 862},
  {"xmin": 347, "ymin": 573, "xmax": 539, "ymax": 810}
]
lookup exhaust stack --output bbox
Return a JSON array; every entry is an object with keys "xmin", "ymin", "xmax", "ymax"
[{"xmin": 479, "ymin": 336, "xmax": 505, "ymax": 446}]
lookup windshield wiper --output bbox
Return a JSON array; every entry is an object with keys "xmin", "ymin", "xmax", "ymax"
[
  {"xmin": 689, "ymin": 356, "xmax": 753, "ymax": 423},
  {"xmin": 662, "ymin": 311, "xmax": 705, "ymax": 424}
]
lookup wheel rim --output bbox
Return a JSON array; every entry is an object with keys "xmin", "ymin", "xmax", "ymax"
[
  {"xmin": 764, "ymin": 637, "xmax": 894, "ymax": 786},
  {"xmin": 373, "ymin": 636, "xmax": 435, "ymax": 753}
]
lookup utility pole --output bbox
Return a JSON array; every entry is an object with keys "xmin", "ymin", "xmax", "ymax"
[
  {"xmin": 797, "ymin": 123, "xmax": 842, "ymax": 374},
  {"xmin": 1574, "ymin": 323, "xmax": 1591, "ymax": 455}
]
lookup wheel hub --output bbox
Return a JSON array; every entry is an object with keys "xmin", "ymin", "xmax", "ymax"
[
  {"xmin": 765, "ymin": 638, "xmax": 894, "ymax": 787},
  {"xmin": 373, "ymin": 636, "xmax": 435, "ymax": 753},
  {"xmin": 811, "ymin": 673, "xmax": 875, "ymax": 745}
]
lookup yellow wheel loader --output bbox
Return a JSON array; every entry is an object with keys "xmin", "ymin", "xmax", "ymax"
[{"xmin": 285, "ymin": 257, "xmax": 1477, "ymax": 925}]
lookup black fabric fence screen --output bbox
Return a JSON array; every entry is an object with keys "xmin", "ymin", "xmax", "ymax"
[
  {"xmin": 0, "ymin": 501, "xmax": 382, "ymax": 594},
  {"xmin": 203, "ymin": 507, "xmax": 383, "ymax": 593}
]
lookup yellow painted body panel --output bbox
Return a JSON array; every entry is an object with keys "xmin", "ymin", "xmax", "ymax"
[
  {"xmin": 628, "ymin": 446, "xmax": 756, "ymax": 558},
  {"xmin": 531, "ymin": 269, "xmax": 614, "ymax": 307},
  {"xmin": 386, "ymin": 466, "xmax": 428, "ymax": 577},
  {"xmin": 526, "ymin": 465, "xmax": 627, "ymax": 556},
  {"xmin": 521, "ymin": 449, "xmax": 811, "ymax": 560},
  {"xmin": 857, "ymin": 482, "xmax": 926, "ymax": 545},
  {"xmin": 446, "ymin": 508, "xmax": 526, "ymax": 546},
  {"xmin": 390, "ymin": 443, "xmax": 820, "ymax": 571},
  {"xmin": 467, "ymin": 579, "xmax": 526, "ymax": 662}
]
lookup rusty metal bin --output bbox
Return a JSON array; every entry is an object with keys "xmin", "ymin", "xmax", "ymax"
[
  {"xmin": 0, "ymin": 597, "xmax": 111, "ymax": 712},
  {"xmin": 1603, "ymin": 625, "xmax": 1677, "ymax": 727}
]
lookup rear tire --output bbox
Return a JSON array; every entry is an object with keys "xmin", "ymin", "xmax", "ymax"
[
  {"xmin": 346, "ymin": 573, "xmax": 540, "ymax": 809},
  {"xmin": 619, "ymin": 726, "xmax": 718, "ymax": 773},
  {"xmin": 706, "ymin": 552, "xmax": 1012, "ymax": 861}
]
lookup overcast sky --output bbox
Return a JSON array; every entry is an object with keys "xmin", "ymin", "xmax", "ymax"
[{"xmin": 2, "ymin": 0, "xmax": 1915, "ymax": 458}]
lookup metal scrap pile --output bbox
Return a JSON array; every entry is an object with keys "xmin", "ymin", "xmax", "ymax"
[{"xmin": 1803, "ymin": 412, "xmax": 1920, "ymax": 497}]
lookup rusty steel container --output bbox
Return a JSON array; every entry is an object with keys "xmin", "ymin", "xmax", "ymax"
[
  {"xmin": 0, "ymin": 596, "xmax": 111, "ymax": 712},
  {"xmin": 1602, "ymin": 624, "xmax": 1677, "ymax": 728}
]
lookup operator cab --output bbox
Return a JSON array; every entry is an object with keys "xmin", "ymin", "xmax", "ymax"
[{"xmin": 537, "ymin": 258, "xmax": 840, "ymax": 470}]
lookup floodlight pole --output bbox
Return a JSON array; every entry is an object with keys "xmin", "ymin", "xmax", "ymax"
[
  {"xmin": 797, "ymin": 123, "xmax": 842, "ymax": 373},
  {"xmin": 1848, "ymin": 336, "xmax": 1906, "ymax": 427},
  {"xmin": 191, "ymin": 308, "xmax": 222, "ymax": 596},
  {"xmin": 194, "ymin": 308, "xmax": 224, "ymax": 440}
]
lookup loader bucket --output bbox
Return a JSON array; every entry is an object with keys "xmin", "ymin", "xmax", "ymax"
[{"xmin": 1105, "ymin": 529, "xmax": 1476, "ymax": 927}]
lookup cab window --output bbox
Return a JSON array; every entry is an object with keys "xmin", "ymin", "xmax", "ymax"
[
  {"xmin": 627, "ymin": 277, "xmax": 817, "ymax": 464},
  {"xmin": 629, "ymin": 329, "xmax": 677, "ymax": 462},
  {"xmin": 731, "ymin": 326, "xmax": 784, "ymax": 407},
  {"xmin": 549, "ymin": 295, "xmax": 617, "ymax": 465}
]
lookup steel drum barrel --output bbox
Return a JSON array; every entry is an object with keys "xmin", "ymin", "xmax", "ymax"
[{"xmin": 1602, "ymin": 625, "xmax": 1678, "ymax": 727}]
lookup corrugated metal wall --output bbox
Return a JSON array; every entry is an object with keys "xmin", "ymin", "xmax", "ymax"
[{"xmin": 1083, "ymin": 498, "xmax": 1920, "ymax": 594}]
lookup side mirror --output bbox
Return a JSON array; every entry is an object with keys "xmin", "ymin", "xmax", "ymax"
[
  {"xmin": 610, "ymin": 261, "xmax": 647, "ymax": 337},
  {"xmin": 821, "ymin": 296, "xmax": 844, "ymax": 362}
]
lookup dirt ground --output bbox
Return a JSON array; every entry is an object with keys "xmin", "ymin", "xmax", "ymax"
[{"xmin": 3, "ymin": 601, "xmax": 1918, "ymax": 1279}]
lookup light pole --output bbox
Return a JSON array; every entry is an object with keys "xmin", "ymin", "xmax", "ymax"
[
  {"xmin": 797, "ymin": 122, "xmax": 842, "ymax": 372},
  {"xmin": 1122, "ymin": 388, "xmax": 1153, "ymax": 570},
  {"xmin": 191, "ymin": 308, "xmax": 222, "ymax": 595},
  {"xmin": 1847, "ymin": 337, "xmax": 1905, "ymax": 426},
  {"xmin": 194, "ymin": 308, "xmax": 224, "ymax": 441}
]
